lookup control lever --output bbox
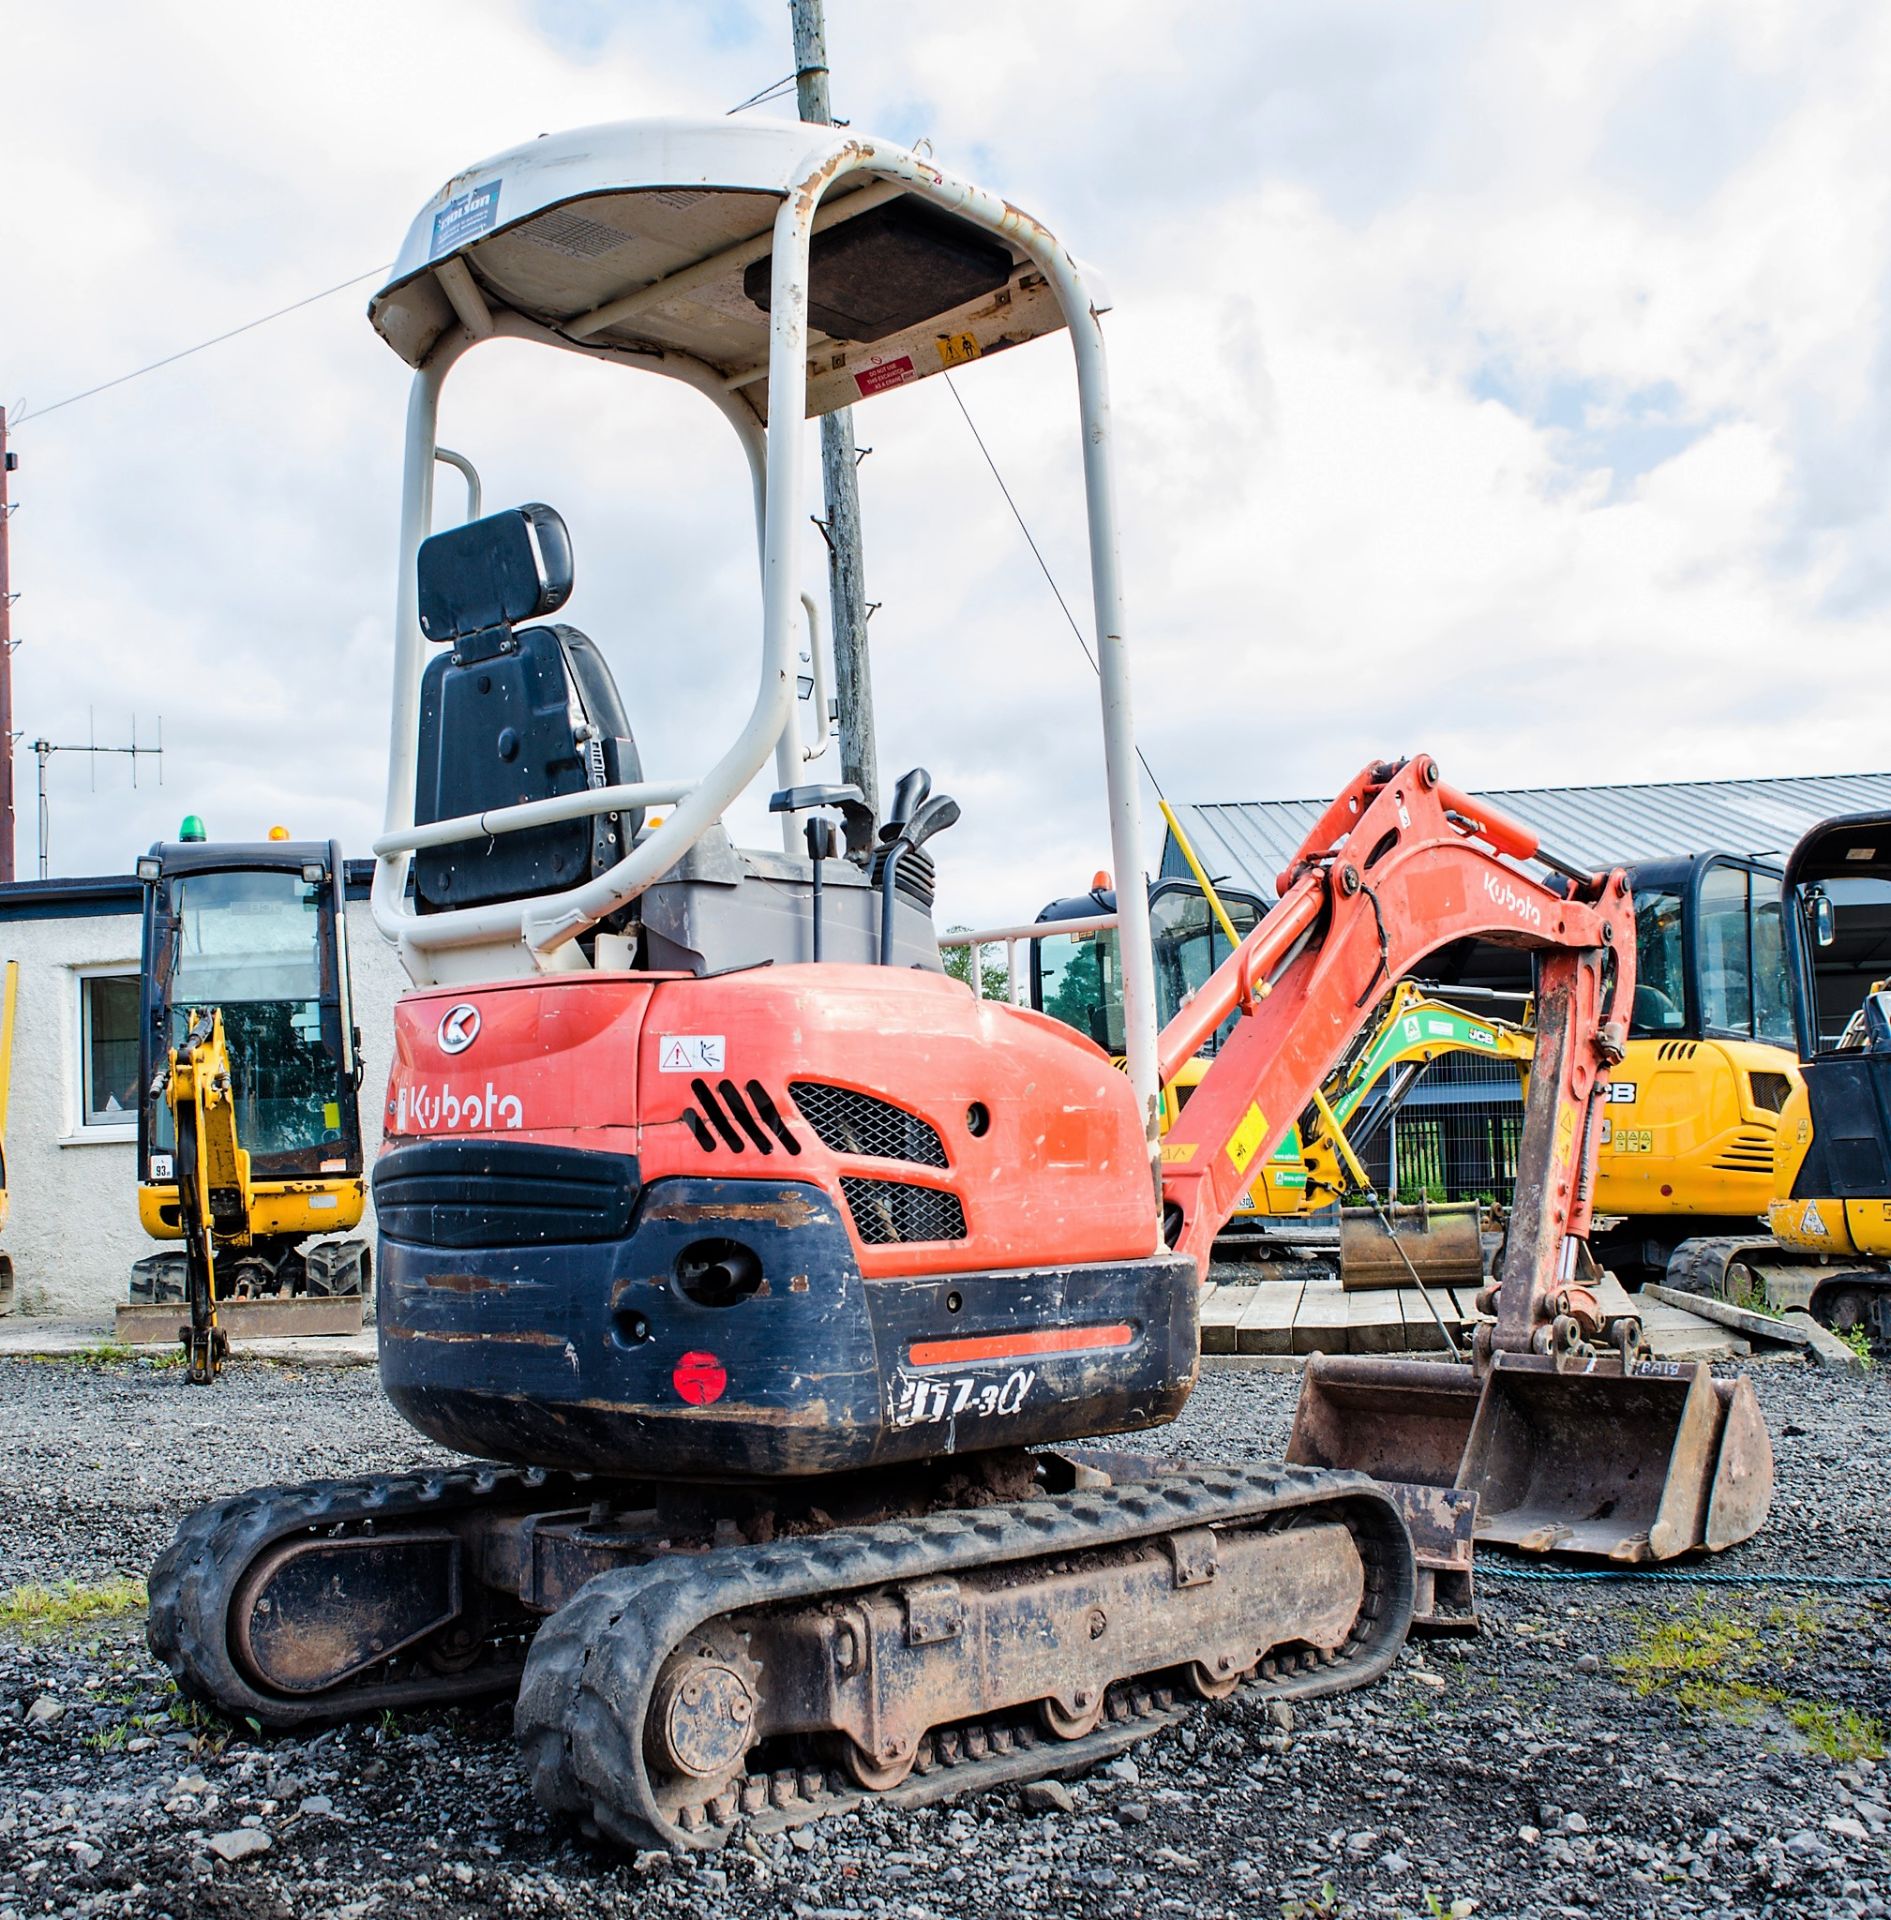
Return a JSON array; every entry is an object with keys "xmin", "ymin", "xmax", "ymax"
[
  {"xmin": 770, "ymin": 784, "xmax": 869, "ymax": 963},
  {"xmin": 770, "ymin": 782, "xmax": 874, "ymax": 859},
  {"xmin": 881, "ymin": 767, "xmax": 932, "ymax": 841},
  {"xmin": 878, "ymin": 790, "xmax": 961, "ymax": 965}
]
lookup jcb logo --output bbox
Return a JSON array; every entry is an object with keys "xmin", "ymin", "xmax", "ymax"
[{"xmin": 1605, "ymin": 1081, "xmax": 1638, "ymax": 1104}]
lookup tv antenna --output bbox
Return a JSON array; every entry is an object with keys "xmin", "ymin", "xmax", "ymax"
[{"xmin": 30, "ymin": 712, "xmax": 163, "ymax": 879}]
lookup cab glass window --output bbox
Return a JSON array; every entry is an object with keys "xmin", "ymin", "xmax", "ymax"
[
  {"xmin": 1038, "ymin": 927, "xmax": 1121, "ymax": 1051},
  {"xmin": 1149, "ymin": 887, "xmax": 1261, "ymax": 1039},
  {"xmin": 1697, "ymin": 866, "xmax": 1753, "ymax": 1035},
  {"xmin": 1630, "ymin": 887, "xmax": 1687, "ymax": 1035},
  {"xmin": 1695, "ymin": 864, "xmax": 1793, "ymax": 1043},
  {"xmin": 1750, "ymin": 888, "xmax": 1794, "ymax": 1045},
  {"xmin": 151, "ymin": 869, "xmax": 343, "ymax": 1169}
]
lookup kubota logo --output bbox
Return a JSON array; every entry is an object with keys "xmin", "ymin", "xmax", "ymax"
[
  {"xmin": 1481, "ymin": 870, "xmax": 1543, "ymax": 928},
  {"xmin": 438, "ymin": 1004, "xmax": 480, "ymax": 1055}
]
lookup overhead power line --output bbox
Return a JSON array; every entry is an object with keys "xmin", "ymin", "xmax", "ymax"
[
  {"xmin": 726, "ymin": 73, "xmax": 798, "ymax": 114},
  {"xmin": 14, "ymin": 264, "xmax": 390, "ymax": 427},
  {"xmin": 943, "ymin": 372, "xmax": 1168, "ymax": 803},
  {"xmin": 16, "ymin": 71, "xmax": 808, "ymax": 426}
]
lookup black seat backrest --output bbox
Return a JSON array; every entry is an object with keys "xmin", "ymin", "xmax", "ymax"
[{"xmin": 412, "ymin": 505, "xmax": 642, "ymax": 914}]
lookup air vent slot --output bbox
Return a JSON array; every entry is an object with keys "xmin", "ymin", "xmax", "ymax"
[
  {"xmin": 790, "ymin": 1082, "xmax": 948, "ymax": 1168},
  {"xmin": 1712, "ymin": 1127, "xmax": 1776, "ymax": 1174},
  {"xmin": 686, "ymin": 1079, "xmax": 800, "ymax": 1155},
  {"xmin": 1749, "ymin": 1072, "xmax": 1793, "ymax": 1115},
  {"xmin": 840, "ymin": 1177, "xmax": 967, "ymax": 1246}
]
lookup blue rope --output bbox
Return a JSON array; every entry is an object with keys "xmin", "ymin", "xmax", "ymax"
[{"xmin": 1476, "ymin": 1565, "xmax": 1891, "ymax": 1589}]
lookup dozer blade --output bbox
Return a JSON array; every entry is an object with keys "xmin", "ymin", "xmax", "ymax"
[
  {"xmin": 1460, "ymin": 1354, "xmax": 1773, "ymax": 1562},
  {"xmin": 1286, "ymin": 1355, "xmax": 1483, "ymax": 1630},
  {"xmin": 1339, "ymin": 1202, "xmax": 1485, "ymax": 1292}
]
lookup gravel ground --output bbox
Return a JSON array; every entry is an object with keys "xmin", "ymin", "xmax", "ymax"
[{"xmin": 1, "ymin": 1352, "xmax": 1887, "ymax": 1920}]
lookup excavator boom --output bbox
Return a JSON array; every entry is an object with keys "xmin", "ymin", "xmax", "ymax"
[
  {"xmin": 1202, "ymin": 764, "xmax": 1775, "ymax": 1610},
  {"xmin": 1157, "ymin": 756, "xmax": 1628, "ymax": 1339}
]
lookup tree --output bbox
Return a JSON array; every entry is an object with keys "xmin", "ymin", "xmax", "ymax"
[{"xmin": 941, "ymin": 930, "xmax": 1013, "ymax": 1002}]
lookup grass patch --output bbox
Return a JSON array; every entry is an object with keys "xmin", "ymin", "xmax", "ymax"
[
  {"xmin": 1841, "ymin": 1323, "xmax": 1874, "ymax": 1367},
  {"xmin": 1613, "ymin": 1596, "xmax": 1885, "ymax": 1762},
  {"xmin": 1788, "ymin": 1699, "xmax": 1886, "ymax": 1762},
  {"xmin": 21, "ymin": 1342, "xmax": 189, "ymax": 1370},
  {"xmin": 0, "ymin": 1576, "xmax": 148, "ymax": 1637}
]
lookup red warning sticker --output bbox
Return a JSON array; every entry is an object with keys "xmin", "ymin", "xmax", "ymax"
[
  {"xmin": 673, "ymin": 1351, "xmax": 727, "ymax": 1406},
  {"xmin": 854, "ymin": 356, "xmax": 917, "ymax": 398}
]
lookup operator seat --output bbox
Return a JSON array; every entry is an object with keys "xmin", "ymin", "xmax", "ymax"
[{"xmin": 411, "ymin": 504, "xmax": 641, "ymax": 914}]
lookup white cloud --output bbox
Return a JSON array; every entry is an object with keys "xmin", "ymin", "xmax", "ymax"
[{"xmin": 1, "ymin": 0, "xmax": 1886, "ymax": 933}]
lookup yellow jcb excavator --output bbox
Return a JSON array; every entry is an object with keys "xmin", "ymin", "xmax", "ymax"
[
  {"xmin": 134, "ymin": 832, "xmax": 368, "ymax": 1377},
  {"xmin": 1664, "ymin": 810, "xmax": 1891, "ymax": 1344}
]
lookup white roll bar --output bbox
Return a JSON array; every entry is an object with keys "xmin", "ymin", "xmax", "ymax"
[{"xmin": 370, "ymin": 133, "xmax": 1162, "ymax": 1159}]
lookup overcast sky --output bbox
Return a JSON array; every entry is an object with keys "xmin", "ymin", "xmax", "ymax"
[{"xmin": 4, "ymin": 0, "xmax": 1887, "ymax": 929}]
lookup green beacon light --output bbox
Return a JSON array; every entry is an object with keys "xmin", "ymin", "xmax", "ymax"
[{"xmin": 178, "ymin": 814, "xmax": 208, "ymax": 844}]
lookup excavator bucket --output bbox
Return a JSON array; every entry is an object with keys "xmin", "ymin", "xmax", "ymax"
[
  {"xmin": 1461, "ymin": 1354, "xmax": 1773, "ymax": 1561},
  {"xmin": 1338, "ymin": 1201, "xmax": 1485, "ymax": 1292},
  {"xmin": 1287, "ymin": 1351, "xmax": 1774, "ymax": 1613},
  {"xmin": 1287, "ymin": 1356, "xmax": 1483, "ymax": 1631}
]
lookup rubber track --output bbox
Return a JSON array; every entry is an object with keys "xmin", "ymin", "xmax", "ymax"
[
  {"xmin": 148, "ymin": 1464, "xmax": 592, "ymax": 1728},
  {"xmin": 517, "ymin": 1462, "xmax": 1414, "ymax": 1852},
  {"xmin": 1662, "ymin": 1236, "xmax": 1773, "ymax": 1300}
]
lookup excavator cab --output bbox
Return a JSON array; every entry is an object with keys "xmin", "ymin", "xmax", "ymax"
[
  {"xmin": 1769, "ymin": 812, "xmax": 1891, "ymax": 1342},
  {"xmin": 133, "ymin": 838, "xmax": 368, "ymax": 1304},
  {"xmin": 1030, "ymin": 876, "xmax": 1267, "ymax": 1054}
]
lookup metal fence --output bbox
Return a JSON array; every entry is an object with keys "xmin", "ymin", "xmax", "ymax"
[{"xmin": 1354, "ymin": 1057, "xmax": 1527, "ymax": 1206}]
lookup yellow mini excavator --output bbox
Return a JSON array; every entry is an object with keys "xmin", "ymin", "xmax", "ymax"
[
  {"xmin": 132, "ymin": 832, "xmax": 369, "ymax": 1377},
  {"xmin": 1664, "ymin": 811, "xmax": 1891, "ymax": 1344}
]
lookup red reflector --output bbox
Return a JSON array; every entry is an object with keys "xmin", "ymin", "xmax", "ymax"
[
  {"xmin": 673, "ymin": 1351, "xmax": 727, "ymax": 1405},
  {"xmin": 907, "ymin": 1324, "xmax": 1134, "ymax": 1368}
]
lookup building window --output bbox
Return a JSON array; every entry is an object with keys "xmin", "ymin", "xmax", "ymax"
[{"xmin": 80, "ymin": 973, "xmax": 141, "ymax": 1128}]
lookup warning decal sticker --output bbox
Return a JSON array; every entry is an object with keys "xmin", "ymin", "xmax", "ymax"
[
  {"xmin": 659, "ymin": 1035, "xmax": 726, "ymax": 1074},
  {"xmin": 1226, "ymin": 1103, "xmax": 1269, "ymax": 1177},
  {"xmin": 854, "ymin": 356, "xmax": 918, "ymax": 397}
]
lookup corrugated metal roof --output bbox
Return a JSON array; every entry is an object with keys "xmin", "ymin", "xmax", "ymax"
[{"xmin": 1163, "ymin": 772, "xmax": 1891, "ymax": 899}]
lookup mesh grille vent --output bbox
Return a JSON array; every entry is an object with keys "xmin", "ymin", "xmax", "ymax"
[
  {"xmin": 840, "ymin": 1177, "xmax": 967, "ymax": 1246},
  {"xmin": 790, "ymin": 1082, "xmax": 948, "ymax": 1168}
]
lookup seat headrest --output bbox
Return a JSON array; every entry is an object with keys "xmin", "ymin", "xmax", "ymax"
[{"xmin": 417, "ymin": 503, "xmax": 573, "ymax": 644}]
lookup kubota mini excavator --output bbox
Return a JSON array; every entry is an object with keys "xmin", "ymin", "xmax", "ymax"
[{"xmin": 148, "ymin": 116, "xmax": 1769, "ymax": 1847}]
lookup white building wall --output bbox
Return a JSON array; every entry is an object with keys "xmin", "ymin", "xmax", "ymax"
[{"xmin": 0, "ymin": 896, "xmax": 407, "ymax": 1318}]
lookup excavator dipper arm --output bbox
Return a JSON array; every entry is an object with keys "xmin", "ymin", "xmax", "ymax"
[
  {"xmin": 162, "ymin": 1009, "xmax": 251, "ymax": 1383},
  {"xmin": 1158, "ymin": 755, "xmax": 1631, "ymax": 1361}
]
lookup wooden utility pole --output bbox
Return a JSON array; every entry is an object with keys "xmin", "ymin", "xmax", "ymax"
[
  {"xmin": 789, "ymin": 0, "xmax": 879, "ymax": 816},
  {"xmin": 0, "ymin": 408, "xmax": 15, "ymax": 883}
]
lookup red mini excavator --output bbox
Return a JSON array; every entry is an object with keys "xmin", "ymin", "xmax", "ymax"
[{"xmin": 149, "ymin": 117, "xmax": 1769, "ymax": 1849}]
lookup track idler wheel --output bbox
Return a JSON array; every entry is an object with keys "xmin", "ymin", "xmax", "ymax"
[{"xmin": 643, "ymin": 1633, "xmax": 760, "ymax": 1813}]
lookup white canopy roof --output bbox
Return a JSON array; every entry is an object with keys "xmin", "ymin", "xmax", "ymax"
[{"xmin": 368, "ymin": 117, "xmax": 1085, "ymax": 420}]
